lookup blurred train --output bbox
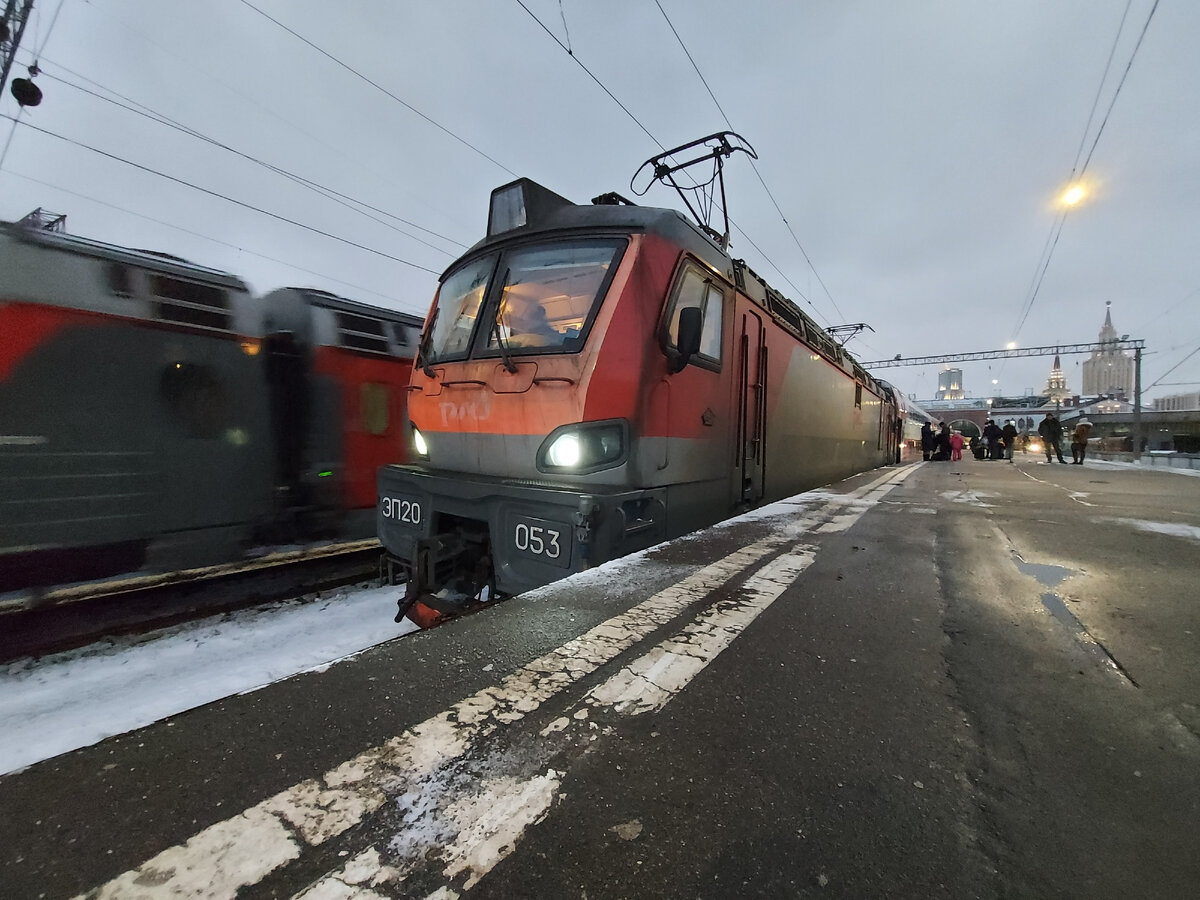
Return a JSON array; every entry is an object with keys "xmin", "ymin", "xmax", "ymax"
[
  {"xmin": 888, "ymin": 390, "xmax": 935, "ymax": 461},
  {"xmin": 0, "ymin": 209, "xmax": 422, "ymax": 595},
  {"xmin": 378, "ymin": 152, "xmax": 904, "ymax": 627}
]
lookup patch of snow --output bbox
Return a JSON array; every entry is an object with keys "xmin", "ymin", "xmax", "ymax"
[{"xmin": 0, "ymin": 586, "xmax": 417, "ymax": 775}]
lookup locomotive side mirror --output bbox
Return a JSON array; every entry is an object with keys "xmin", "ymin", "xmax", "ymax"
[{"xmin": 670, "ymin": 306, "xmax": 703, "ymax": 374}]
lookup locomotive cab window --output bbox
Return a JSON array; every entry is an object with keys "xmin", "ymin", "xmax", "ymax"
[
  {"xmin": 666, "ymin": 265, "xmax": 725, "ymax": 368},
  {"xmin": 855, "ymin": 382, "xmax": 864, "ymax": 408},
  {"xmin": 426, "ymin": 255, "xmax": 496, "ymax": 362},
  {"xmin": 426, "ymin": 239, "xmax": 623, "ymax": 364},
  {"xmin": 484, "ymin": 240, "xmax": 622, "ymax": 355}
]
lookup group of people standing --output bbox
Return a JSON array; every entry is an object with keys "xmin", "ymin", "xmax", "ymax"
[
  {"xmin": 920, "ymin": 421, "xmax": 963, "ymax": 461},
  {"xmin": 921, "ymin": 414, "xmax": 1095, "ymax": 465},
  {"xmin": 1038, "ymin": 412, "xmax": 1093, "ymax": 464}
]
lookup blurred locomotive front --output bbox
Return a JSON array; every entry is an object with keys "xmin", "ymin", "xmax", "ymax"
[{"xmin": 378, "ymin": 176, "xmax": 899, "ymax": 626}]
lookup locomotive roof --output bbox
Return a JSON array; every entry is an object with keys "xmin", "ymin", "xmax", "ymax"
[
  {"xmin": 282, "ymin": 287, "xmax": 424, "ymax": 325},
  {"xmin": 2, "ymin": 218, "xmax": 249, "ymax": 291},
  {"xmin": 457, "ymin": 179, "xmax": 881, "ymax": 392},
  {"xmin": 453, "ymin": 178, "xmax": 736, "ymax": 283}
]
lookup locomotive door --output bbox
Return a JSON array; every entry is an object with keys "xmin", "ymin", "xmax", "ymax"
[{"xmin": 736, "ymin": 310, "xmax": 767, "ymax": 505}]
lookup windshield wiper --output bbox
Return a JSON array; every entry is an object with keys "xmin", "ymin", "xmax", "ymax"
[
  {"xmin": 418, "ymin": 307, "xmax": 439, "ymax": 377},
  {"xmin": 492, "ymin": 272, "xmax": 518, "ymax": 373}
]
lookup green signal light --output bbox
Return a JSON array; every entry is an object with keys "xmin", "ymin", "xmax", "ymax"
[{"xmin": 317, "ymin": 470, "xmax": 333, "ymax": 478}]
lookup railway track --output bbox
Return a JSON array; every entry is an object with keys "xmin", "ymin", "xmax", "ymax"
[{"xmin": 0, "ymin": 540, "xmax": 385, "ymax": 662}]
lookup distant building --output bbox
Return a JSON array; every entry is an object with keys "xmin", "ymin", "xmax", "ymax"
[
  {"xmin": 1082, "ymin": 302, "xmax": 1134, "ymax": 397},
  {"xmin": 1043, "ymin": 354, "xmax": 1070, "ymax": 404},
  {"xmin": 936, "ymin": 367, "xmax": 964, "ymax": 400},
  {"xmin": 1154, "ymin": 391, "xmax": 1200, "ymax": 412}
]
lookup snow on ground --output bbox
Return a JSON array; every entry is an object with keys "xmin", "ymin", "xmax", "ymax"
[
  {"xmin": 1083, "ymin": 457, "xmax": 1200, "ymax": 477},
  {"xmin": 0, "ymin": 585, "xmax": 417, "ymax": 776}
]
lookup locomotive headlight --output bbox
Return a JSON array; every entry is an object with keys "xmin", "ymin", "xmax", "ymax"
[
  {"xmin": 538, "ymin": 420, "xmax": 628, "ymax": 474},
  {"xmin": 412, "ymin": 426, "xmax": 429, "ymax": 458},
  {"xmin": 546, "ymin": 433, "xmax": 581, "ymax": 467}
]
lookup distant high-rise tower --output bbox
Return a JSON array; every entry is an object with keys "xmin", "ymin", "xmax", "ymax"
[
  {"xmin": 936, "ymin": 367, "xmax": 964, "ymax": 400},
  {"xmin": 1082, "ymin": 302, "xmax": 1134, "ymax": 397},
  {"xmin": 1044, "ymin": 353, "xmax": 1070, "ymax": 403}
]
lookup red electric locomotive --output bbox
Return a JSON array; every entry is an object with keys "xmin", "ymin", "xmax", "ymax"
[
  {"xmin": 378, "ymin": 134, "xmax": 901, "ymax": 627},
  {"xmin": 0, "ymin": 210, "xmax": 421, "ymax": 596}
]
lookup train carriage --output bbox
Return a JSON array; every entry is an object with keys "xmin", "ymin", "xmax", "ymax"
[
  {"xmin": 0, "ymin": 211, "xmax": 421, "ymax": 594},
  {"xmin": 378, "ymin": 174, "xmax": 900, "ymax": 626}
]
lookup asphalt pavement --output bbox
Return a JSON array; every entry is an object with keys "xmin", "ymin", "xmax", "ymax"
[{"xmin": 1, "ymin": 456, "xmax": 1196, "ymax": 899}]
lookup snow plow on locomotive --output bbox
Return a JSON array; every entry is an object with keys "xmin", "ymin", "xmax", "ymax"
[
  {"xmin": 0, "ymin": 210, "xmax": 422, "ymax": 596},
  {"xmin": 378, "ymin": 135, "xmax": 902, "ymax": 627}
]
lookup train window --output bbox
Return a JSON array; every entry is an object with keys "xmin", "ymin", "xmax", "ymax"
[
  {"xmin": 485, "ymin": 241, "xmax": 621, "ymax": 353},
  {"xmin": 855, "ymin": 382, "xmax": 864, "ymax": 408},
  {"xmin": 360, "ymin": 383, "xmax": 390, "ymax": 435},
  {"xmin": 428, "ymin": 255, "xmax": 497, "ymax": 360},
  {"xmin": 391, "ymin": 322, "xmax": 415, "ymax": 349},
  {"xmin": 667, "ymin": 267, "xmax": 725, "ymax": 365},
  {"xmin": 150, "ymin": 275, "xmax": 231, "ymax": 330},
  {"xmin": 337, "ymin": 312, "xmax": 390, "ymax": 353},
  {"xmin": 106, "ymin": 263, "xmax": 135, "ymax": 297}
]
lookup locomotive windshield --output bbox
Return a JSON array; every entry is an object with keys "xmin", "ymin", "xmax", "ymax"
[{"xmin": 425, "ymin": 239, "xmax": 623, "ymax": 362}]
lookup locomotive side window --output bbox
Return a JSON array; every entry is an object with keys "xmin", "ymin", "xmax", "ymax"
[
  {"xmin": 485, "ymin": 241, "xmax": 621, "ymax": 353},
  {"xmin": 150, "ymin": 275, "xmax": 231, "ymax": 331},
  {"xmin": 666, "ymin": 266, "xmax": 725, "ymax": 366},
  {"xmin": 337, "ymin": 312, "xmax": 389, "ymax": 354},
  {"xmin": 106, "ymin": 262, "xmax": 135, "ymax": 297},
  {"xmin": 427, "ymin": 255, "xmax": 497, "ymax": 361},
  {"xmin": 391, "ymin": 322, "xmax": 415, "ymax": 349}
]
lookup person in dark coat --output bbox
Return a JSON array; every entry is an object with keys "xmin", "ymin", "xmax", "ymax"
[
  {"xmin": 933, "ymin": 422, "xmax": 952, "ymax": 461},
  {"xmin": 1002, "ymin": 420, "xmax": 1019, "ymax": 462},
  {"xmin": 920, "ymin": 421, "xmax": 936, "ymax": 461},
  {"xmin": 1038, "ymin": 413, "xmax": 1067, "ymax": 463},
  {"xmin": 983, "ymin": 419, "xmax": 1004, "ymax": 460}
]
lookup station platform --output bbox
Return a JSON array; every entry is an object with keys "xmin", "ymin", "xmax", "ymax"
[{"xmin": 1, "ymin": 456, "xmax": 1197, "ymax": 899}]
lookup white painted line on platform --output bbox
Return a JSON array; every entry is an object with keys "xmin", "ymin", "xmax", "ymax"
[
  {"xmin": 83, "ymin": 544, "xmax": 781, "ymax": 900},
  {"xmin": 304, "ymin": 472, "xmax": 907, "ymax": 893},
  {"xmin": 81, "ymin": 467, "xmax": 910, "ymax": 899}
]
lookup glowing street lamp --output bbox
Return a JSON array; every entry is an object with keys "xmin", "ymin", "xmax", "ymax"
[{"xmin": 1061, "ymin": 183, "xmax": 1088, "ymax": 207}]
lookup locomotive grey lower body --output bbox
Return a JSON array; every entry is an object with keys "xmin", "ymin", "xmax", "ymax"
[{"xmin": 377, "ymin": 464, "xmax": 670, "ymax": 622}]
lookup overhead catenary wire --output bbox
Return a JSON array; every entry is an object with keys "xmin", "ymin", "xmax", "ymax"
[
  {"xmin": 1144, "ymin": 343, "xmax": 1200, "ymax": 392},
  {"xmin": 1009, "ymin": 0, "xmax": 1159, "ymax": 343},
  {"xmin": 516, "ymin": 0, "xmax": 835, "ymax": 330},
  {"xmin": 69, "ymin": 0, "xmax": 454, "ymax": 236},
  {"xmin": 652, "ymin": 0, "xmax": 849, "ymax": 328},
  {"xmin": 5, "ymin": 168, "xmax": 425, "ymax": 309},
  {"xmin": 236, "ymin": 0, "xmax": 516, "ymax": 178},
  {"xmin": 2, "ymin": 114, "xmax": 441, "ymax": 275},
  {"xmin": 37, "ymin": 64, "xmax": 466, "ymax": 255}
]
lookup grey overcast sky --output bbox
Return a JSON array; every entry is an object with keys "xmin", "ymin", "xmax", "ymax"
[{"xmin": 2, "ymin": 0, "xmax": 1196, "ymax": 403}]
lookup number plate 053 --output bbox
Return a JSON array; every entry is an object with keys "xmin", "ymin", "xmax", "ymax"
[{"xmin": 512, "ymin": 516, "xmax": 571, "ymax": 569}]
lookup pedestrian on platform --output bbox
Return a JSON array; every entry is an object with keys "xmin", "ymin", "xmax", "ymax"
[
  {"xmin": 1002, "ymin": 420, "xmax": 1019, "ymax": 462},
  {"xmin": 1038, "ymin": 413, "xmax": 1067, "ymax": 463},
  {"xmin": 1071, "ymin": 418, "xmax": 1093, "ymax": 465},
  {"xmin": 933, "ymin": 422, "xmax": 952, "ymax": 461},
  {"xmin": 983, "ymin": 418, "xmax": 1003, "ymax": 460},
  {"xmin": 920, "ymin": 421, "xmax": 936, "ymax": 461},
  {"xmin": 949, "ymin": 430, "xmax": 964, "ymax": 461}
]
